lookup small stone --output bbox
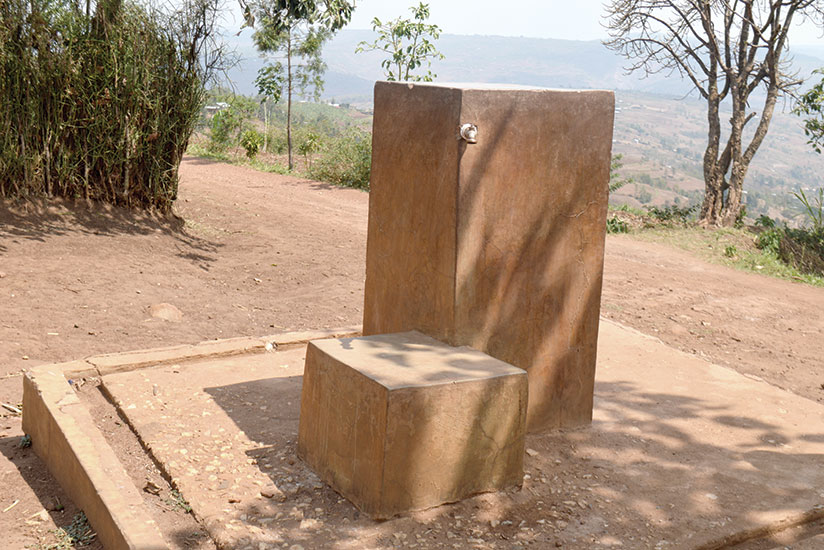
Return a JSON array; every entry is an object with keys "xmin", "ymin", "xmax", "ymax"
[
  {"xmin": 490, "ymin": 520, "xmax": 500, "ymax": 528},
  {"xmin": 143, "ymin": 481, "xmax": 161, "ymax": 495},
  {"xmin": 260, "ymin": 487, "xmax": 286, "ymax": 501},
  {"xmin": 0, "ymin": 271, "xmax": 6, "ymax": 278},
  {"xmin": 526, "ymin": 448, "xmax": 539, "ymax": 457},
  {"xmin": 45, "ymin": 497, "xmax": 63, "ymax": 511},
  {"xmin": 148, "ymin": 303, "xmax": 184, "ymax": 322}
]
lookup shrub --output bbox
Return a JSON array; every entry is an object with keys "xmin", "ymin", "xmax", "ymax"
[
  {"xmin": 240, "ymin": 129, "xmax": 264, "ymax": 159},
  {"xmin": 606, "ymin": 216, "xmax": 629, "ymax": 234},
  {"xmin": 755, "ymin": 214, "xmax": 775, "ymax": 228},
  {"xmin": 646, "ymin": 203, "xmax": 698, "ymax": 225},
  {"xmin": 734, "ymin": 204, "xmax": 747, "ymax": 228},
  {"xmin": 756, "ymin": 228, "xmax": 783, "ymax": 255},
  {"xmin": 755, "ymin": 225, "xmax": 824, "ymax": 277},
  {"xmin": 308, "ymin": 128, "xmax": 371, "ymax": 190},
  {"xmin": 0, "ymin": 0, "xmax": 222, "ymax": 211},
  {"xmin": 780, "ymin": 229, "xmax": 824, "ymax": 276},
  {"xmin": 794, "ymin": 188, "xmax": 823, "ymax": 233},
  {"xmin": 209, "ymin": 108, "xmax": 243, "ymax": 152},
  {"xmin": 297, "ymin": 132, "xmax": 323, "ymax": 167},
  {"xmin": 266, "ymin": 129, "xmax": 287, "ymax": 154}
]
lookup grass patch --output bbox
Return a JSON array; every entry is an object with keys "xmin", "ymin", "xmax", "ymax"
[
  {"xmin": 187, "ymin": 130, "xmax": 370, "ymax": 189},
  {"xmin": 186, "ymin": 142, "xmax": 289, "ymax": 175},
  {"xmin": 624, "ymin": 225, "xmax": 824, "ymax": 287},
  {"xmin": 165, "ymin": 489, "xmax": 193, "ymax": 514},
  {"xmin": 30, "ymin": 512, "xmax": 96, "ymax": 549}
]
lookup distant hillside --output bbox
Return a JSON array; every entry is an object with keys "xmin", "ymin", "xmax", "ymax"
[
  {"xmin": 609, "ymin": 92, "xmax": 822, "ymax": 224},
  {"xmin": 219, "ymin": 31, "xmax": 824, "ymax": 222},
  {"xmin": 222, "ymin": 30, "xmax": 824, "ymax": 103}
]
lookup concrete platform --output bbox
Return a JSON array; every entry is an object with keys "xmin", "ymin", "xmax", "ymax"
[{"xmin": 23, "ymin": 320, "xmax": 824, "ymax": 549}]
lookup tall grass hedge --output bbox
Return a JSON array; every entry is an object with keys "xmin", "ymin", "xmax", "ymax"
[{"xmin": 0, "ymin": 0, "xmax": 222, "ymax": 211}]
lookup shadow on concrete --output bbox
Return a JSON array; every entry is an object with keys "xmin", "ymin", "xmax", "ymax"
[{"xmin": 197, "ymin": 355, "xmax": 824, "ymax": 549}]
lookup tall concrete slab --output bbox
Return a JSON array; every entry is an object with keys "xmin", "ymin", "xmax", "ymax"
[{"xmin": 363, "ymin": 82, "xmax": 615, "ymax": 431}]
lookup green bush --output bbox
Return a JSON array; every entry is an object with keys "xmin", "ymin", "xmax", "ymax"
[
  {"xmin": 646, "ymin": 203, "xmax": 698, "ymax": 225},
  {"xmin": 297, "ymin": 131, "xmax": 323, "ymax": 166},
  {"xmin": 606, "ymin": 216, "xmax": 629, "ymax": 234},
  {"xmin": 637, "ymin": 188, "xmax": 653, "ymax": 204},
  {"xmin": 266, "ymin": 129, "xmax": 288, "ymax": 154},
  {"xmin": 0, "ymin": 0, "xmax": 221, "ymax": 210},
  {"xmin": 756, "ymin": 226, "xmax": 824, "ymax": 277},
  {"xmin": 209, "ymin": 109, "xmax": 243, "ymax": 152},
  {"xmin": 755, "ymin": 214, "xmax": 776, "ymax": 228},
  {"xmin": 240, "ymin": 129, "xmax": 264, "ymax": 159},
  {"xmin": 208, "ymin": 97, "xmax": 259, "ymax": 153},
  {"xmin": 756, "ymin": 228, "xmax": 783, "ymax": 255},
  {"xmin": 308, "ymin": 128, "xmax": 371, "ymax": 190}
]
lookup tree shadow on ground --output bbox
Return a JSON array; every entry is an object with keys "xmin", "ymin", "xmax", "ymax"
[
  {"xmin": 0, "ymin": 434, "xmax": 105, "ymax": 550},
  {"xmin": 199, "ymin": 354, "xmax": 824, "ymax": 549},
  {"xmin": 0, "ymin": 197, "xmax": 221, "ymax": 266}
]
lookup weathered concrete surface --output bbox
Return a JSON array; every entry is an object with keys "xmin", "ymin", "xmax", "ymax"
[
  {"xmin": 22, "ymin": 364, "xmax": 167, "ymax": 550},
  {"xmin": 298, "ymin": 331, "xmax": 528, "ymax": 519},
  {"xmin": 87, "ymin": 327, "xmax": 361, "ymax": 376},
  {"xmin": 363, "ymin": 81, "xmax": 615, "ymax": 432},
  {"xmin": 29, "ymin": 321, "xmax": 824, "ymax": 549},
  {"xmin": 102, "ymin": 351, "xmax": 310, "ymax": 550},
  {"xmin": 19, "ymin": 328, "xmax": 359, "ymax": 550},
  {"xmin": 577, "ymin": 320, "xmax": 824, "ymax": 549}
]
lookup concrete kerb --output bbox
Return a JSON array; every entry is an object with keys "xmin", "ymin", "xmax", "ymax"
[
  {"xmin": 692, "ymin": 505, "xmax": 824, "ymax": 550},
  {"xmin": 21, "ymin": 327, "xmax": 361, "ymax": 550}
]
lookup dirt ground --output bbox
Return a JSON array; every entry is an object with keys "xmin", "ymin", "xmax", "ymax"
[{"xmin": 1, "ymin": 157, "xmax": 823, "ymax": 548}]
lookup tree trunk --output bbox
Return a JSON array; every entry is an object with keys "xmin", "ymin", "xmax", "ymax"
[
  {"xmin": 286, "ymin": 31, "xmax": 293, "ymax": 171},
  {"xmin": 263, "ymin": 99, "xmax": 268, "ymax": 153},
  {"xmin": 700, "ymin": 83, "xmax": 726, "ymax": 226}
]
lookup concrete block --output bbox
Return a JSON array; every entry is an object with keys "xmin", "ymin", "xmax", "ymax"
[
  {"xmin": 23, "ymin": 366, "xmax": 167, "ymax": 550},
  {"xmin": 363, "ymin": 82, "xmax": 615, "ymax": 431},
  {"xmin": 297, "ymin": 331, "xmax": 527, "ymax": 519}
]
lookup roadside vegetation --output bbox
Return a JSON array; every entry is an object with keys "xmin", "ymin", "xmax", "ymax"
[
  {"xmin": 187, "ymin": 95, "xmax": 373, "ymax": 188},
  {"xmin": 606, "ymin": 152, "xmax": 824, "ymax": 286},
  {"xmin": 0, "ymin": 0, "xmax": 223, "ymax": 211},
  {"xmin": 606, "ymin": 200, "xmax": 824, "ymax": 287},
  {"xmin": 186, "ymin": 1, "xmax": 440, "ymax": 191}
]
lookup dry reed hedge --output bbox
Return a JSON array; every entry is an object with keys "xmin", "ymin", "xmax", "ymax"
[{"xmin": 0, "ymin": 0, "xmax": 222, "ymax": 211}]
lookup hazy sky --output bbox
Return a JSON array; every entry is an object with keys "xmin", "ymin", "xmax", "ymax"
[
  {"xmin": 345, "ymin": 0, "xmax": 823, "ymax": 45},
  {"xmin": 347, "ymin": 0, "xmax": 608, "ymax": 41},
  {"xmin": 222, "ymin": 0, "xmax": 823, "ymax": 45}
]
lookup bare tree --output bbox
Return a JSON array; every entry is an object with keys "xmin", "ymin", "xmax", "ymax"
[{"xmin": 605, "ymin": 0, "xmax": 824, "ymax": 226}]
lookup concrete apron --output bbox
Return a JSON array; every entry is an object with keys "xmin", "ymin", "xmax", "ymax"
[{"xmin": 25, "ymin": 320, "xmax": 824, "ymax": 549}]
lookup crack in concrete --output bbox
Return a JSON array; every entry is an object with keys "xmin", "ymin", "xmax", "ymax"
[{"xmin": 567, "ymin": 200, "xmax": 599, "ymax": 219}]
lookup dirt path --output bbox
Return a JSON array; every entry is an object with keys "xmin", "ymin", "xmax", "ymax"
[
  {"xmin": 601, "ymin": 235, "xmax": 824, "ymax": 405},
  {"xmin": 1, "ymin": 157, "xmax": 823, "ymax": 547}
]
